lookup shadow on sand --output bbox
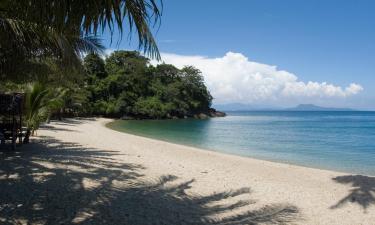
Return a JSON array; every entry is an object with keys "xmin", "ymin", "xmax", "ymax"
[
  {"xmin": 331, "ymin": 175, "xmax": 375, "ymax": 211},
  {"xmin": 39, "ymin": 124, "xmax": 79, "ymax": 133},
  {"xmin": 0, "ymin": 136, "xmax": 300, "ymax": 224}
]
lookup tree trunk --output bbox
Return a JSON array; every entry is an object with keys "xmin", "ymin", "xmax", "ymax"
[
  {"xmin": 23, "ymin": 128, "xmax": 31, "ymax": 144},
  {"xmin": 58, "ymin": 108, "xmax": 63, "ymax": 121}
]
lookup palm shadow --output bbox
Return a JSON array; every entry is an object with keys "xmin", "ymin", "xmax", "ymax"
[
  {"xmin": 49, "ymin": 117, "xmax": 96, "ymax": 126},
  {"xmin": 81, "ymin": 175, "xmax": 300, "ymax": 225},
  {"xmin": 331, "ymin": 175, "xmax": 375, "ymax": 211},
  {"xmin": 0, "ymin": 136, "xmax": 300, "ymax": 224},
  {"xmin": 39, "ymin": 124, "xmax": 79, "ymax": 132}
]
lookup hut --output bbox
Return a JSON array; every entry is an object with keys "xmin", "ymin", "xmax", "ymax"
[{"xmin": 0, "ymin": 93, "xmax": 24, "ymax": 150}]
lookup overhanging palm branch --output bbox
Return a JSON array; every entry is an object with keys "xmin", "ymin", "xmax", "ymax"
[
  {"xmin": 0, "ymin": 17, "xmax": 104, "ymax": 79},
  {"xmin": 0, "ymin": 0, "xmax": 162, "ymax": 59}
]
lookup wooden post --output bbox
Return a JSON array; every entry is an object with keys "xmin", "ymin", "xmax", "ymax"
[
  {"xmin": 18, "ymin": 95, "xmax": 23, "ymax": 145},
  {"xmin": 11, "ymin": 103, "xmax": 16, "ymax": 150}
]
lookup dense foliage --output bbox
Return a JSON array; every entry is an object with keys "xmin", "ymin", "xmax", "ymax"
[
  {"xmin": 0, "ymin": 0, "xmax": 161, "ymax": 80},
  {"xmin": 23, "ymin": 83, "xmax": 67, "ymax": 143},
  {"xmin": 83, "ymin": 51, "xmax": 213, "ymax": 119}
]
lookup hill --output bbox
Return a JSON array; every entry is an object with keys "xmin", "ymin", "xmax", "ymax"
[{"xmin": 285, "ymin": 104, "xmax": 354, "ymax": 111}]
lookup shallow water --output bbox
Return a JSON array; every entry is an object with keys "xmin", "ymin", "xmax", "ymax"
[{"xmin": 107, "ymin": 111, "xmax": 375, "ymax": 175}]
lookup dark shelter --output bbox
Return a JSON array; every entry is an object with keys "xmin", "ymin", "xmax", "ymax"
[{"xmin": 0, "ymin": 93, "xmax": 24, "ymax": 150}]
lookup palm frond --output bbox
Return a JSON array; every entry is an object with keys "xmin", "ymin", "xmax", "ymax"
[
  {"xmin": 1, "ymin": 0, "xmax": 162, "ymax": 59},
  {"xmin": 73, "ymin": 35, "xmax": 105, "ymax": 57},
  {"xmin": 0, "ymin": 18, "xmax": 105, "ymax": 78},
  {"xmin": 24, "ymin": 82, "xmax": 68, "ymax": 131}
]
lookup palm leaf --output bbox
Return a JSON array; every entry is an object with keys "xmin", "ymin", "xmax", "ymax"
[{"xmin": 1, "ymin": 0, "xmax": 162, "ymax": 59}]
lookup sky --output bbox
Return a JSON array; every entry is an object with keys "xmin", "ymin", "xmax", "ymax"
[{"xmin": 101, "ymin": 0, "xmax": 375, "ymax": 110}]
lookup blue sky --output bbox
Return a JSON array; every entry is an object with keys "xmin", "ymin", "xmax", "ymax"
[{"xmin": 101, "ymin": 0, "xmax": 375, "ymax": 109}]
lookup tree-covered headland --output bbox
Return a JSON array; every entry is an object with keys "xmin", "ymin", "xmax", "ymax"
[
  {"xmin": 1, "ymin": 0, "xmax": 223, "ymax": 141},
  {"xmin": 1, "ymin": 50, "xmax": 225, "ymax": 124},
  {"xmin": 83, "ymin": 51, "xmax": 225, "ymax": 119}
]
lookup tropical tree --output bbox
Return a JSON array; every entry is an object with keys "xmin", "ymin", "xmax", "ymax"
[
  {"xmin": 0, "ymin": 0, "xmax": 162, "ymax": 79},
  {"xmin": 0, "ymin": 24, "xmax": 105, "ymax": 81},
  {"xmin": 81, "ymin": 50, "xmax": 214, "ymax": 119},
  {"xmin": 84, "ymin": 53, "xmax": 108, "ymax": 81},
  {"xmin": 23, "ymin": 83, "xmax": 67, "ymax": 143},
  {"xmin": 180, "ymin": 66, "xmax": 213, "ymax": 112}
]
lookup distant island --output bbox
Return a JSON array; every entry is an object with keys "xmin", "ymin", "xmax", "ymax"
[
  {"xmin": 285, "ymin": 104, "xmax": 355, "ymax": 111},
  {"xmin": 214, "ymin": 103, "xmax": 354, "ymax": 112}
]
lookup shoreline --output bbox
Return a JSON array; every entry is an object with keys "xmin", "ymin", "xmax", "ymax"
[
  {"xmin": 105, "ymin": 119, "xmax": 373, "ymax": 177},
  {"xmin": 10, "ymin": 117, "xmax": 374, "ymax": 224}
]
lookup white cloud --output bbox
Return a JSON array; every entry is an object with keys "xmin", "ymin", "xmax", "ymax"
[
  {"xmin": 154, "ymin": 52, "xmax": 363, "ymax": 105},
  {"xmin": 103, "ymin": 49, "xmax": 115, "ymax": 58},
  {"xmin": 345, "ymin": 83, "xmax": 363, "ymax": 95}
]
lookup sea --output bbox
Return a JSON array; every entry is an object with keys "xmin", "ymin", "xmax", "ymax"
[{"xmin": 107, "ymin": 111, "xmax": 375, "ymax": 176}]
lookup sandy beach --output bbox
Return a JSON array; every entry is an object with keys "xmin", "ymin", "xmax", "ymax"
[{"xmin": 1, "ymin": 118, "xmax": 374, "ymax": 225}]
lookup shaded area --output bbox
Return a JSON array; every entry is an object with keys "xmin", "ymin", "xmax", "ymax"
[
  {"xmin": 51, "ymin": 118, "xmax": 97, "ymax": 126},
  {"xmin": 82, "ymin": 175, "xmax": 299, "ymax": 225},
  {"xmin": 331, "ymin": 175, "xmax": 375, "ymax": 211},
  {"xmin": 39, "ymin": 124, "xmax": 79, "ymax": 133},
  {"xmin": 0, "ymin": 136, "xmax": 300, "ymax": 224}
]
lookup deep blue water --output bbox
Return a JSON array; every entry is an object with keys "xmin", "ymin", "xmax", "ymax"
[{"xmin": 107, "ymin": 111, "xmax": 375, "ymax": 175}]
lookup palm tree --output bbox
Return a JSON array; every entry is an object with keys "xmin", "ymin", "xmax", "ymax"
[
  {"xmin": 0, "ymin": 0, "xmax": 161, "ymax": 79},
  {"xmin": 23, "ymin": 82, "xmax": 67, "ymax": 143}
]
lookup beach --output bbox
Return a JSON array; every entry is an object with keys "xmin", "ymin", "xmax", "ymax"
[{"xmin": 1, "ymin": 118, "xmax": 374, "ymax": 224}]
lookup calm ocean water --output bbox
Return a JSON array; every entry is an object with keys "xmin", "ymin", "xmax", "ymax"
[{"xmin": 107, "ymin": 111, "xmax": 375, "ymax": 175}]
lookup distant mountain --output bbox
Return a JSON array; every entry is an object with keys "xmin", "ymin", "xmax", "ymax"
[
  {"xmin": 285, "ymin": 104, "xmax": 354, "ymax": 111},
  {"xmin": 213, "ymin": 103, "xmax": 355, "ymax": 112}
]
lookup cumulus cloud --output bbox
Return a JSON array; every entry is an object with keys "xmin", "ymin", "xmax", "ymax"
[
  {"xmin": 103, "ymin": 49, "xmax": 115, "ymax": 58},
  {"xmin": 153, "ymin": 52, "xmax": 363, "ymax": 104}
]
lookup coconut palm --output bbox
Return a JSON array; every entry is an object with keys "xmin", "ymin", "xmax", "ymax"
[
  {"xmin": 0, "ymin": 15, "xmax": 105, "ymax": 80},
  {"xmin": 0, "ymin": 0, "xmax": 161, "ymax": 79}
]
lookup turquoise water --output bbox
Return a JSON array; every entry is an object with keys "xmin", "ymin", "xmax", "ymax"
[{"xmin": 107, "ymin": 111, "xmax": 375, "ymax": 175}]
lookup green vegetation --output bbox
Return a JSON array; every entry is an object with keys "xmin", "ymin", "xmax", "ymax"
[
  {"xmin": 1, "ymin": 1, "xmax": 223, "ymax": 139},
  {"xmin": 23, "ymin": 83, "xmax": 67, "ymax": 143},
  {"xmin": 1, "ymin": 0, "xmax": 161, "ymax": 80},
  {"xmin": 1, "ymin": 49, "xmax": 222, "ymax": 124},
  {"xmin": 83, "ymin": 51, "xmax": 217, "ymax": 119}
]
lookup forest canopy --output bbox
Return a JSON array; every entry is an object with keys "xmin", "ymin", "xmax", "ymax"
[{"xmin": 82, "ymin": 50, "xmax": 223, "ymax": 119}]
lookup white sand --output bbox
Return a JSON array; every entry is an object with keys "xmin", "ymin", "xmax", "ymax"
[{"xmin": 3, "ymin": 118, "xmax": 374, "ymax": 224}]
